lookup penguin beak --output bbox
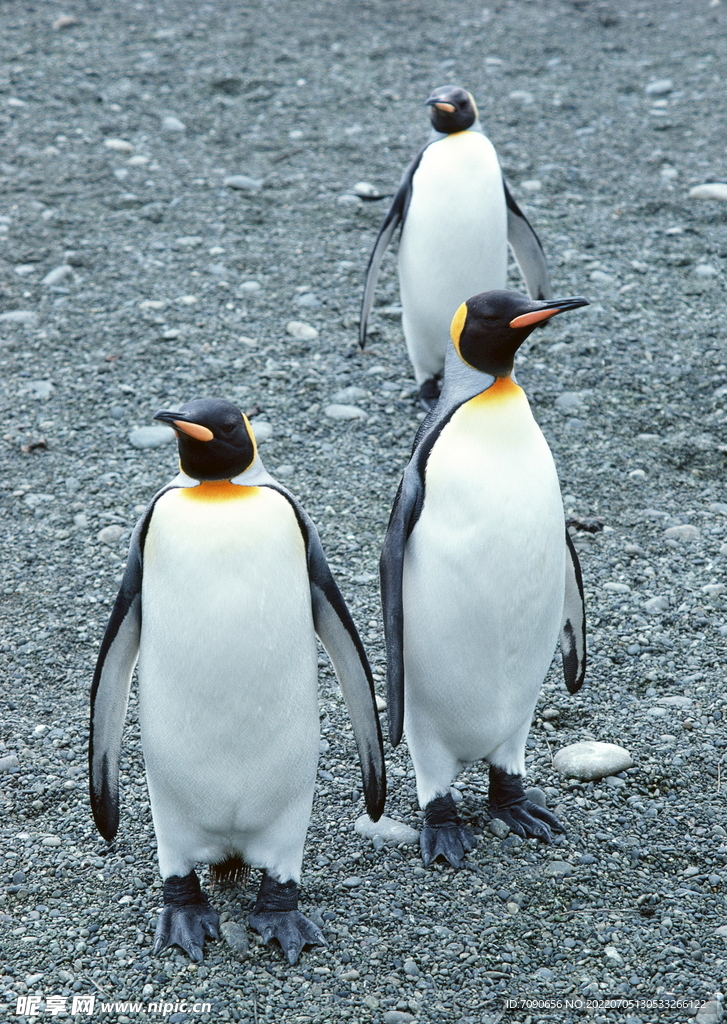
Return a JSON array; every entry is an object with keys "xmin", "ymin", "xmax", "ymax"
[
  {"xmin": 509, "ymin": 296, "xmax": 589, "ymax": 329},
  {"xmin": 154, "ymin": 410, "xmax": 214, "ymax": 442},
  {"xmin": 426, "ymin": 96, "xmax": 456, "ymax": 113}
]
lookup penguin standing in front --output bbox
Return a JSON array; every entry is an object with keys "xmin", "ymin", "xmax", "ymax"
[
  {"xmin": 360, "ymin": 86, "xmax": 552, "ymax": 409},
  {"xmin": 89, "ymin": 399, "xmax": 385, "ymax": 963},
  {"xmin": 380, "ymin": 291, "xmax": 588, "ymax": 868}
]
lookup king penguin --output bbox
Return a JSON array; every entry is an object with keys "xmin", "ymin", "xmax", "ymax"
[
  {"xmin": 89, "ymin": 399, "xmax": 386, "ymax": 963},
  {"xmin": 380, "ymin": 291, "xmax": 588, "ymax": 868},
  {"xmin": 360, "ymin": 85, "xmax": 553, "ymax": 409}
]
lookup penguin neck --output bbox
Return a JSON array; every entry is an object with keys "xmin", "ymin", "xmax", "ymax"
[
  {"xmin": 439, "ymin": 341, "xmax": 497, "ymax": 407},
  {"xmin": 428, "ymin": 118, "xmax": 483, "ymax": 143}
]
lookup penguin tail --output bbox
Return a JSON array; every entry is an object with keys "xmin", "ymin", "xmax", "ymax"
[{"xmin": 209, "ymin": 854, "xmax": 251, "ymax": 887}]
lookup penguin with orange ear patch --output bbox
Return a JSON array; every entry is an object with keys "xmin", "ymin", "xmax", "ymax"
[
  {"xmin": 89, "ymin": 398, "xmax": 385, "ymax": 963},
  {"xmin": 360, "ymin": 86, "xmax": 553, "ymax": 409},
  {"xmin": 380, "ymin": 291, "xmax": 588, "ymax": 868}
]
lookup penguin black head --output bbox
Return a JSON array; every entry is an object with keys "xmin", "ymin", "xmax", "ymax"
[
  {"xmin": 154, "ymin": 398, "xmax": 257, "ymax": 481},
  {"xmin": 426, "ymin": 86, "xmax": 478, "ymax": 134},
  {"xmin": 450, "ymin": 290, "xmax": 590, "ymax": 377}
]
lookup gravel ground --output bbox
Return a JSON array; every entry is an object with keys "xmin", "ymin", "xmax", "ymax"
[{"xmin": 2, "ymin": 1, "xmax": 727, "ymax": 1022}]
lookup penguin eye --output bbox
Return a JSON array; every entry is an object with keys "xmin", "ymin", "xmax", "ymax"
[{"xmin": 219, "ymin": 422, "xmax": 235, "ymax": 435}]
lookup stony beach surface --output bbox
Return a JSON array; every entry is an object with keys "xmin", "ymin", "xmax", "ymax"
[{"xmin": 1, "ymin": 1, "xmax": 727, "ymax": 1022}]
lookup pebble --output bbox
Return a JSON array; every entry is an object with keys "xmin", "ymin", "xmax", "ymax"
[
  {"xmin": 129, "ymin": 426, "xmax": 176, "ymax": 449},
  {"xmin": 97, "ymin": 525, "xmax": 124, "ymax": 545},
  {"xmin": 657, "ymin": 695, "xmax": 692, "ymax": 709},
  {"xmin": 703, "ymin": 584, "xmax": 725, "ymax": 596},
  {"xmin": 219, "ymin": 921, "xmax": 249, "ymax": 955},
  {"xmin": 403, "ymin": 959, "xmax": 420, "ymax": 978},
  {"xmin": 332, "ymin": 386, "xmax": 368, "ymax": 404},
  {"xmin": 161, "ymin": 116, "xmax": 186, "ymax": 133},
  {"xmin": 41, "ymin": 264, "xmax": 73, "ymax": 287},
  {"xmin": 0, "ymin": 754, "xmax": 19, "ymax": 772},
  {"xmin": 324, "ymin": 404, "xmax": 367, "ymax": 421},
  {"xmin": 645, "ymin": 78, "xmax": 673, "ymax": 96},
  {"xmin": 375, "ymin": 695, "xmax": 387, "ymax": 712},
  {"xmin": 696, "ymin": 1001, "xmax": 723, "ymax": 1024},
  {"xmin": 489, "ymin": 819, "xmax": 510, "ymax": 839},
  {"xmin": 53, "ymin": 14, "xmax": 79, "ymax": 30},
  {"xmin": 250, "ymin": 420, "xmax": 272, "ymax": 442},
  {"xmin": 0, "ymin": 310, "xmax": 37, "ymax": 324},
  {"xmin": 643, "ymin": 595, "xmax": 669, "ymax": 614},
  {"xmin": 287, "ymin": 320, "xmax": 319, "ymax": 340},
  {"xmin": 42, "ymin": 836, "xmax": 61, "ymax": 847},
  {"xmin": 542, "ymin": 860, "xmax": 574, "ymax": 878},
  {"xmin": 524, "ymin": 787, "xmax": 547, "ymax": 808},
  {"xmin": 224, "ymin": 174, "xmax": 263, "ymax": 191},
  {"xmin": 509, "ymin": 89, "xmax": 534, "ymax": 104},
  {"xmin": 28, "ymin": 380, "xmax": 54, "ymax": 400},
  {"xmin": 590, "ymin": 270, "xmax": 616, "ymax": 284},
  {"xmin": 275, "ymin": 464, "xmax": 294, "ymax": 477},
  {"xmin": 689, "ymin": 183, "xmax": 727, "ymax": 202},
  {"xmin": 238, "ymin": 280, "xmax": 262, "ymax": 293},
  {"xmin": 553, "ymin": 741, "xmax": 634, "ymax": 780},
  {"xmin": 521, "ymin": 179, "xmax": 542, "ymax": 192},
  {"xmin": 694, "ymin": 264, "xmax": 718, "ymax": 277},
  {"xmin": 104, "ymin": 138, "xmax": 134, "ymax": 153},
  {"xmin": 342, "ymin": 876, "xmax": 361, "ymax": 888},
  {"xmin": 603, "ymin": 582, "xmax": 631, "ymax": 593},
  {"xmin": 554, "ymin": 391, "xmax": 584, "ymax": 412},
  {"xmin": 354, "ymin": 814, "xmax": 419, "ymax": 847},
  {"xmin": 296, "ymin": 292, "xmax": 321, "ymax": 308},
  {"xmin": 73, "ymin": 513, "xmax": 88, "ymax": 529},
  {"xmin": 714, "ymin": 925, "xmax": 727, "ymax": 938},
  {"xmin": 383, "ymin": 1013, "xmax": 415, "ymax": 1024},
  {"xmin": 604, "ymin": 945, "xmax": 624, "ymax": 963},
  {"xmin": 534, "ymin": 967, "xmax": 554, "ymax": 982},
  {"xmin": 663, "ymin": 524, "xmax": 700, "ymax": 541},
  {"xmin": 353, "ymin": 181, "xmax": 382, "ymax": 199}
]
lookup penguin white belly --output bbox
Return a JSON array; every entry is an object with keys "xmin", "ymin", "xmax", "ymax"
[
  {"xmin": 138, "ymin": 483, "xmax": 319, "ymax": 880},
  {"xmin": 403, "ymin": 380, "xmax": 564, "ymax": 789},
  {"xmin": 398, "ymin": 131, "xmax": 507, "ymax": 382}
]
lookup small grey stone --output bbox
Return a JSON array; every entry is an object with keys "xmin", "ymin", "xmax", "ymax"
[
  {"xmin": 296, "ymin": 292, "xmax": 321, "ymax": 308},
  {"xmin": 342, "ymin": 876, "xmax": 361, "ymax": 888},
  {"xmin": 690, "ymin": 183, "xmax": 727, "ymax": 202},
  {"xmin": 534, "ymin": 967, "xmax": 554, "ymax": 982},
  {"xmin": 645, "ymin": 78, "xmax": 673, "ymax": 96},
  {"xmin": 509, "ymin": 89, "xmax": 534, "ymax": 104},
  {"xmin": 97, "ymin": 525, "xmax": 124, "ymax": 545},
  {"xmin": 224, "ymin": 174, "xmax": 263, "ymax": 191},
  {"xmin": 104, "ymin": 137, "xmax": 134, "ymax": 152},
  {"xmin": 28, "ymin": 380, "xmax": 54, "ymax": 400},
  {"xmin": 42, "ymin": 835, "xmax": 61, "ymax": 847},
  {"xmin": 696, "ymin": 1001, "xmax": 723, "ymax": 1024},
  {"xmin": 73, "ymin": 512, "xmax": 88, "ymax": 529},
  {"xmin": 554, "ymin": 391, "xmax": 584, "ymax": 412},
  {"xmin": 41, "ymin": 264, "xmax": 73, "ymax": 287},
  {"xmin": 129, "ymin": 426, "xmax": 176, "ymax": 449},
  {"xmin": 590, "ymin": 270, "xmax": 616, "ymax": 284},
  {"xmin": 657, "ymin": 695, "xmax": 692, "ymax": 709},
  {"xmin": 286, "ymin": 320, "xmax": 319, "ymax": 340},
  {"xmin": 0, "ymin": 310, "xmax": 38, "ymax": 325},
  {"xmin": 352, "ymin": 181, "xmax": 382, "ymax": 199},
  {"xmin": 542, "ymin": 860, "xmax": 574, "ymax": 878},
  {"xmin": 337, "ymin": 193, "xmax": 361, "ymax": 205},
  {"xmin": 713, "ymin": 924, "xmax": 727, "ymax": 937},
  {"xmin": 604, "ymin": 775, "xmax": 626, "ymax": 788},
  {"xmin": 489, "ymin": 818, "xmax": 510, "ymax": 839},
  {"xmin": 375, "ymin": 695, "xmax": 386, "ymax": 712},
  {"xmin": 524, "ymin": 786, "xmax": 547, "ymax": 808},
  {"xmin": 238, "ymin": 280, "xmax": 262, "ymax": 293},
  {"xmin": 220, "ymin": 921, "xmax": 249, "ymax": 954},
  {"xmin": 695, "ymin": 264, "xmax": 718, "ymax": 277},
  {"xmin": 403, "ymin": 958, "xmax": 420, "ymax": 978},
  {"xmin": 644, "ymin": 595, "xmax": 669, "ymax": 614},
  {"xmin": 324, "ymin": 404, "xmax": 367, "ymax": 421},
  {"xmin": 250, "ymin": 420, "xmax": 272, "ymax": 442},
  {"xmin": 0, "ymin": 754, "xmax": 20, "ymax": 773},
  {"xmin": 12, "ymin": 870, "xmax": 26, "ymax": 884},
  {"xmin": 275, "ymin": 464, "xmax": 294, "ymax": 477},
  {"xmin": 161, "ymin": 115, "xmax": 186, "ymax": 132},
  {"xmin": 354, "ymin": 814, "xmax": 419, "ymax": 847},
  {"xmin": 332, "ymin": 386, "xmax": 368, "ymax": 404},
  {"xmin": 553, "ymin": 741, "xmax": 634, "ymax": 780},
  {"xmin": 663, "ymin": 524, "xmax": 700, "ymax": 541},
  {"xmin": 603, "ymin": 582, "xmax": 631, "ymax": 593},
  {"xmin": 383, "ymin": 1013, "xmax": 415, "ymax": 1024}
]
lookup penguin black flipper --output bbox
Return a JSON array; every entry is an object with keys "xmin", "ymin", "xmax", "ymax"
[
  {"xmin": 359, "ymin": 145, "xmax": 428, "ymax": 349},
  {"xmin": 560, "ymin": 529, "xmax": 586, "ymax": 694},
  {"xmin": 269, "ymin": 487, "xmax": 386, "ymax": 821},
  {"xmin": 503, "ymin": 179, "xmax": 553, "ymax": 302},
  {"xmin": 88, "ymin": 488, "xmax": 172, "ymax": 841}
]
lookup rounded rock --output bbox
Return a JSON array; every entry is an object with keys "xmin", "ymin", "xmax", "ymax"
[
  {"xmin": 287, "ymin": 320, "xmax": 319, "ymax": 340},
  {"xmin": 129, "ymin": 426, "xmax": 176, "ymax": 450},
  {"xmin": 354, "ymin": 813, "xmax": 419, "ymax": 847},
  {"xmin": 97, "ymin": 525, "xmax": 124, "ymax": 546},
  {"xmin": 324, "ymin": 404, "xmax": 367, "ymax": 421},
  {"xmin": 553, "ymin": 741, "xmax": 634, "ymax": 781},
  {"xmin": 225, "ymin": 174, "xmax": 263, "ymax": 191},
  {"xmin": 220, "ymin": 920, "xmax": 249, "ymax": 954},
  {"xmin": 689, "ymin": 183, "xmax": 727, "ymax": 202}
]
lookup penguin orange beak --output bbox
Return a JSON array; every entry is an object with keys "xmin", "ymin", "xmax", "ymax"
[
  {"xmin": 509, "ymin": 296, "xmax": 589, "ymax": 329},
  {"xmin": 432, "ymin": 102, "xmax": 456, "ymax": 113},
  {"xmin": 154, "ymin": 410, "xmax": 214, "ymax": 442}
]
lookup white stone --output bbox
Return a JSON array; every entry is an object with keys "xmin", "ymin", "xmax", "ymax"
[
  {"xmin": 161, "ymin": 116, "xmax": 186, "ymax": 132},
  {"xmin": 695, "ymin": 264, "xmax": 718, "ymax": 277},
  {"xmin": 250, "ymin": 420, "xmax": 272, "ymax": 442},
  {"xmin": 604, "ymin": 945, "xmax": 623, "ymax": 963},
  {"xmin": 553, "ymin": 741, "xmax": 633, "ymax": 781},
  {"xmin": 664, "ymin": 523, "xmax": 700, "ymax": 541},
  {"xmin": 509, "ymin": 89, "xmax": 534, "ymax": 104},
  {"xmin": 239, "ymin": 336, "xmax": 257, "ymax": 347},
  {"xmin": 0, "ymin": 310, "xmax": 38, "ymax": 325},
  {"xmin": 603, "ymin": 582, "xmax": 631, "ymax": 593},
  {"xmin": 287, "ymin": 321, "xmax": 319, "ymax": 340},
  {"xmin": 353, "ymin": 181, "xmax": 382, "ymax": 199},
  {"xmin": 696, "ymin": 1000, "xmax": 723, "ymax": 1024},
  {"xmin": 590, "ymin": 270, "xmax": 616, "ymax": 284},
  {"xmin": 644, "ymin": 595, "xmax": 669, "ymax": 614},
  {"xmin": 354, "ymin": 814, "xmax": 419, "ymax": 847},
  {"xmin": 645, "ymin": 78, "xmax": 673, "ymax": 96},
  {"xmin": 690, "ymin": 183, "xmax": 727, "ymax": 202},
  {"xmin": 42, "ymin": 836, "xmax": 61, "ymax": 847},
  {"xmin": 0, "ymin": 754, "xmax": 19, "ymax": 772},
  {"xmin": 97, "ymin": 525, "xmax": 124, "ymax": 545},
  {"xmin": 104, "ymin": 138, "xmax": 134, "ymax": 153},
  {"xmin": 238, "ymin": 280, "xmax": 261, "ymax": 292},
  {"xmin": 555, "ymin": 391, "xmax": 584, "ymax": 412},
  {"xmin": 657, "ymin": 695, "xmax": 692, "ymax": 709},
  {"xmin": 521, "ymin": 179, "xmax": 542, "ymax": 192},
  {"xmin": 332, "ymin": 386, "xmax": 368, "ymax": 404},
  {"xmin": 27, "ymin": 380, "xmax": 54, "ymax": 400},
  {"xmin": 42, "ymin": 264, "xmax": 73, "ymax": 287},
  {"xmin": 542, "ymin": 860, "xmax": 574, "ymax": 877},
  {"xmin": 324, "ymin": 404, "xmax": 367, "ymax": 421},
  {"xmin": 129, "ymin": 425, "xmax": 176, "ymax": 449},
  {"xmin": 703, "ymin": 584, "xmax": 725, "ymax": 596},
  {"xmin": 375, "ymin": 695, "xmax": 386, "ymax": 712},
  {"xmin": 14, "ymin": 264, "xmax": 37, "ymax": 276},
  {"xmin": 224, "ymin": 174, "xmax": 263, "ymax": 191}
]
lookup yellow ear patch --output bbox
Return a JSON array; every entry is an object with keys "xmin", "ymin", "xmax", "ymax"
[
  {"xmin": 450, "ymin": 301, "xmax": 468, "ymax": 354},
  {"xmin": 243, "ymin": 412, "xmax": 259, "ymax": 463},
  {"xmin": 467, "ymin": 91, "xmax": 479, "ymax": 120}
]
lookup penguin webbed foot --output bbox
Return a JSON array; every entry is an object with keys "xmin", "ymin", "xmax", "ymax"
[
  {"xmin": 420, "ymin": 792, "xmax": 474, "ymax": 869},
  {"xmin": 153, "ymin": 871, "xmax": 219, "ymax": 962},
  {"xmin": 418, "ymin": 376, "xmax": 441, "ymax": 412},
  {"xmin": 488, "ymin": 766, "xmax": 565, "ymax": 844},
  {"xmin": 248, "ymin": 873, "xmax": 326, "ymax": 965}
]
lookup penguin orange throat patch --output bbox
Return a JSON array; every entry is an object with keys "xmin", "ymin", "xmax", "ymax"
[
  {"xmin": 181, "ymin": 480, "xmax": 258, "ymax": 502},
  {"xmin": 471, "ymin": 376, "xmax": 523, "ymax": 405}
]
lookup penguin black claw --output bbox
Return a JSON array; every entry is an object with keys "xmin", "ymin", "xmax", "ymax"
[
  {"xmin": 420, "ymin": 793, "xmax": 475, "ymax": 869},
  {"xmin": 488, "ymin": 767, "xmax": 566, "ymax": 844},
  {"xmin": 248, "ymin": 910, "xmax": 327, "ymax": 965},
  {"xmin": 153, "ymin": 871, "xmax": 219, "ymax": 962}
]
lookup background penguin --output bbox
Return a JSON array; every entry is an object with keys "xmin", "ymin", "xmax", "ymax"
[
  {"xmin": 380, "ymin": 291, "xmax": 588, "ymax": 868},
  {"xmin": 360, "ymin": 85, "xmax": 553, "ymax": 409},
  {"xmin": 89, "ymin": 398, "xmax": 386, "ymax": 963}
]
